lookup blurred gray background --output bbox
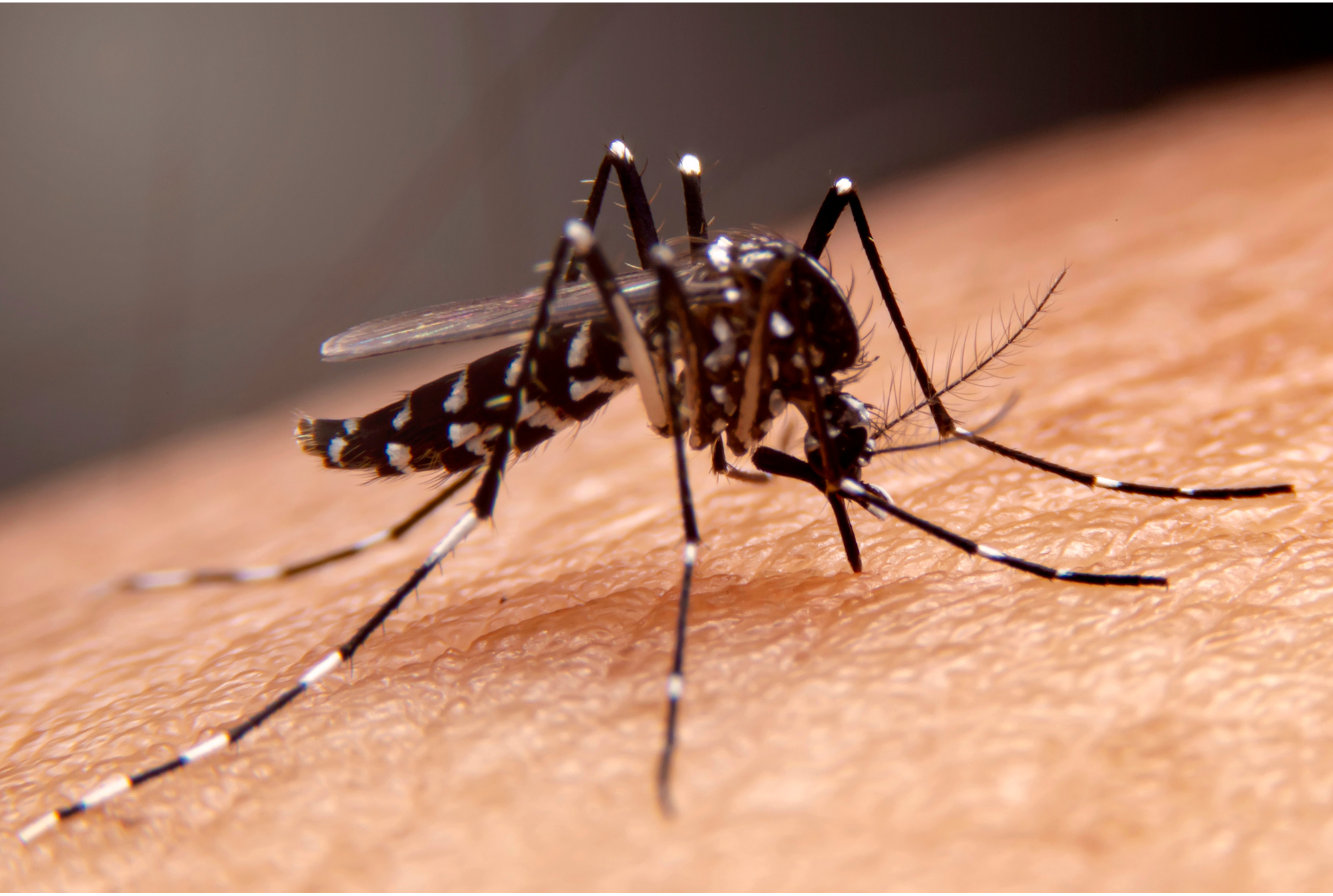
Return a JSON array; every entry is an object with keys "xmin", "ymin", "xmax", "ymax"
[{"xmin": 0, "ymin": 5, "xmax": 1327, "ymax": 494}]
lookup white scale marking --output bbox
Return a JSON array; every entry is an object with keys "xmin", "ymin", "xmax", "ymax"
[
  {"xmin": 684, "ymin": 543, "xmax": 698, "ymax": 566},
  {"xmin": 233, "ymin": 565, "xmax": 281, "ymax": 582},
  {"xmin": 328, "ymin": 437, "xmax": 347, "ymax": 465},
  {"xmin": 135, "ymin": 569, "xmax": 192, "ymax": 589},
  {"xmin": 300, "ymin": 650, "xmax": 343, "ymax": 685},
  {"xmin": 386, "ymin": 442, "xmax": 412, "ymax": 472},
  {"xmin": 505, "ymin": 357, "xmax": 522, "ymax": 388},
  {"xmin": 18, "ymin": 812, "xmax": 58, "ymax": 843},
  {"xmin": 609, "ymin": 140, "xmax": 632, "ymax": 162},
  {"xmin": 1094, "ymin": 476, "xmax": 1123, "ymax": 489},
  {"xmin": 835, "ymin": 177, "xmax": 853, "ymax": 195},
  {"xmin": 449, "ymin": 422, "xmax": 480, "ymax": 447},
  {"xmin": 443, "ymin": 372, "xmax": 468, "ymax": 413},
  {"xmin": 392, "ymin": 403, "xmax": 411, "ymax": 431},
  {"xmin": 569, "ymin": 378, "xmax": 604, "ymax": 402},
  {"xmin": 977, "ymin": 545, "xmax": 1005, "ymax": 561},
  {"xmin": 81, "ymin": 775, "xmax": 131, "ymax": 808},
  {"xmin": 769, "ymin": 311, "xmax": 794, "ymax": 338},
  {"xmin": 182, "ymin": 733, "xmax": 231, "ymax": 764},
  {"xmin": 707, "ymin": 237, "xmax": 732, "ymax": 271},
  {"xmin": 342, "ymin": 419, "xmax": 359, "ymax": 435},
  {"xmin": 678, "ymin": 154, "xmax": 701, "ymax": 176},
  {"xmin": 667, "ymin": 672, "xmax": 685, "ymax": 700},
  {"xmin": 425, "ymin": 509, "xmax": 479, "ymax": 566},
  {"xmin": 352, "ymin": 530, "xmax": 390, "ymax": 550},
  {"xmin": 1056, "ymin": 569, "xmax": 1075, "ymax": 580},
  {"xmin": 567, "ymin": 321, "xmax": 592, "ymax": 368}
]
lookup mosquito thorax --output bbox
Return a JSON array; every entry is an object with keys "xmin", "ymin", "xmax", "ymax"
[{"xmin": 692, "ymin": 233, "xmax": 862, "ymax": 456}]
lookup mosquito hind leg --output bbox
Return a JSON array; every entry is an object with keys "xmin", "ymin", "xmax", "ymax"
[
  {"xmin": 751, "ymin": 447, "xmax": 1166, "ymax": 588},
  {"xmin": 115, "ymin": 468, "xmax": 480, "ymax": 593},
  {"xmin": 19, "ymin": 221, "xmax": 586, "ymax": 844}
]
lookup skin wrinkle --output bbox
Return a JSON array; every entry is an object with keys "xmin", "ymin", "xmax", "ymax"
[{"xmin": 2, "ymin": 71, "xmax": 1332, "ymax": 889}]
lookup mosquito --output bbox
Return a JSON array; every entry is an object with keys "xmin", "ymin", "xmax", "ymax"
[{"xmin": 17, "ymin": 140, "xmax": 1294, "ymax": 843}]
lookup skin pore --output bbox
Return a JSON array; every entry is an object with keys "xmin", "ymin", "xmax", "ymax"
[{"xmin": 2, "ymin": 72, "xmax": 1332, "ymax": 889}]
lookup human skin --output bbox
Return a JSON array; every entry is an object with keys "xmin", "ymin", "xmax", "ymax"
[{"xmin": 2, "ymin": 72, "xmax": 1331, "ymax": 890}]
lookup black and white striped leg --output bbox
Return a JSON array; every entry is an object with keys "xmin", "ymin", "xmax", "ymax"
[
  {"xmin": 954, "ymin": 429, "xmax": 1295, "ymax": 500},
  {"xmin": 645, "ymin": 245, "xmax": 702, "ymax": 816},
  {"xmin": 805, "ymin": 180, "xmax": 1295, "ymax": 501},
  {"xmin": 20, "ymin": 226, "xmax": 589, "ymax": 844},
  {"xmin": 750, "ymin": 447, "xmax": 1167, "ymax": 588},
  {"xmin": 116, "ymin": 468, "xmax": 479, "ymax": 592},
  {"xmin": 18, "ymin": 505, "xmax": 481, "ymax": 844}
]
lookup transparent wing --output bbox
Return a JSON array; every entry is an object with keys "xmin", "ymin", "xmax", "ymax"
[{"xmin": 321, "ymin": 270, "xmax": 665, "ymax": 362}]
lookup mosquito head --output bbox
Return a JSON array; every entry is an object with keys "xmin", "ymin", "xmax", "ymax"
[{"xmin": 804, "ymin": 392, "xmax": 876, "ymax": 481}]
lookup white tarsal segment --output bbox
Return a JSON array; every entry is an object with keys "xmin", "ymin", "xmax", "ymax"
[
  {"xmin": 954, "ymin": 426, "xmax": 974, "ymax": 437},
  {"xmin": 352, "ymin": 530, "xmax": 391, "ymax": 550},
  {"xmin": 683, "ymin": 543, "xmax": 698, "ymax": 566},
  {"xmin": 977, "ymin": 544, "xmax": 1005, "ymax": 560},
  {"xmin": 1056, "ymin": 569, "xmax": 1076, "ymax": 580},
  {"xmin": 182, "ymin": 733, "xmax": 232, "ymax": 764},
  {"xmin": 134, "ymin": 569, "xmax": 192, "ymax": 589},
  {"xmin": 425, "ymin": 510, "xmax": 479, "ymax": 566},
  {"xmin": 839, "ymin": 478, "xmax": 866, "ymax": 497},
  {"xmin": 300, "ymin": 650, "xmax": 343, "ymax": 685},
  {"xmin": 835, "ymin": 177, "xmax": 853, "ymax": 195},
  {"xmin": 233, "ymin": 565, "xmax": 282, "ymax": 582},
  {"xmin": 678, "ymin": 154, "xmax": 701, "ymax": 176},
  {"xmin": 81, "ymin": 775, "xmax": 132, "ymax": 808},
  {"xmin": 1181, "ymin": 488, "xmax": 1196, "ymax": 496},
  {"xmin": 667, "ymin": 672, "xmax": 685, "ymax": 700},
  {"xmin": 443, "ymin": 372, "xmax": 468, "ymax": 413},
  {"xmin": 18, "ymin": 812, "xmax": 59, "ymax": 843},
  {"xmin": 1095, "ymin": 476, "xmax": 1124, "ymax": 488},
  {"xmin": 386, "ymin": 442, "xmax": 412, "ymax": 472}
]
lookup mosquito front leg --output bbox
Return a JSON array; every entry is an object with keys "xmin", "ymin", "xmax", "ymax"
[{"xmin": 750, "ymin": 447, "xmax": 1167, "ymax": 588}]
